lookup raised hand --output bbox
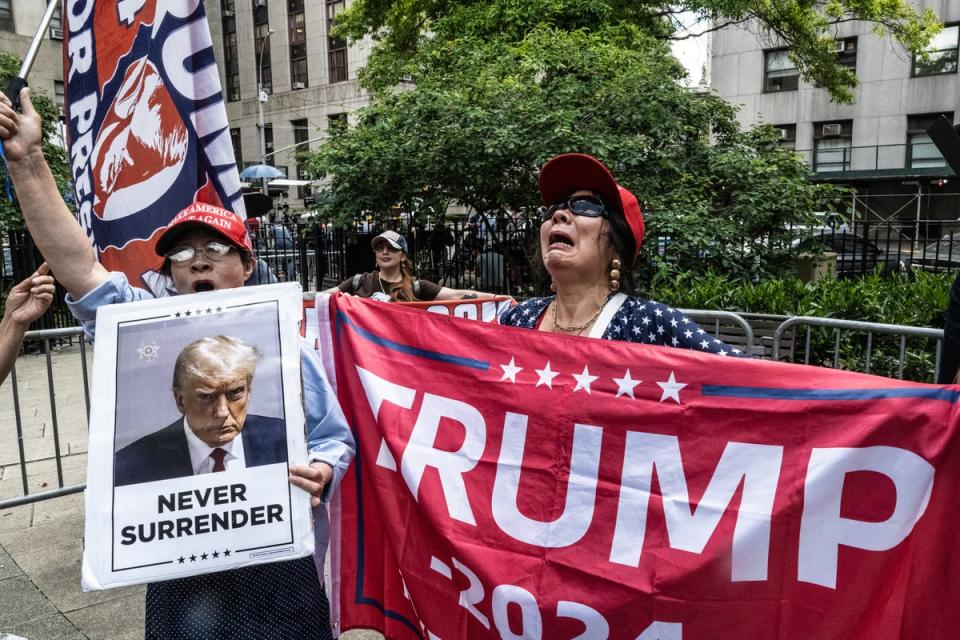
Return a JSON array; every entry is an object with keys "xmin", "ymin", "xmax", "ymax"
[
  {"xmin": 0, "ymin": 88, "xmax": 43, "ymax": 162},
  {"xmin": 5, "ymin": 262, "xmax": 55, "ymax": 326}
]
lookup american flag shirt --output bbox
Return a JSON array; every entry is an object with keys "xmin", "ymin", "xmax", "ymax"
[{"xmin": 500, "ymin": 295, "xmax": 747, "ymax": 357}]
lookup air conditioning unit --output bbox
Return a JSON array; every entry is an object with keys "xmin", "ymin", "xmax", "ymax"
[
  {"xmin": 255, "ymin": 0, "xmax": 266, "ymax": 8},
  {"xmin": 222, "ymin": 10, "xmax": 234, "ymax": 17},
  {"xmin": 292, "ymin": 81, "xmax": 305, "ymax": 90},
  {"xmin": 833, "ymin": 40, "xmax": 845, "ymax": 53},
  {"xmin": 778, "ymin": 127, "xmax": 790, "ymax": 140},
  {"xmin": 822, "ymin": 123, "xmax": 843, "ymax": 137},
  {"xmin": 49, "ymin": 27, "xmax": 63, "ymax": 39}
]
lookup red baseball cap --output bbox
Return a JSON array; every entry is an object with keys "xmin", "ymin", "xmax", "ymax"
[
  {"xmin": 155, "ymin": 203, "xmax": 254, "ymax": 258},
  {"xmin": 538, "ymin": 153, "xmax": 645, "ymax": 262}
]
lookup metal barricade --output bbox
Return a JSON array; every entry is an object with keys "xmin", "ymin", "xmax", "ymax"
[
  {"xmin": 679, "ymin": 309, "xmax": 755, "ymax": 356},
  {"xmin": 772, "ymin": 316, "xmax": 944, "ymax": 381},
  {"xmin": 1, "ymin": 326, "xmax": 89, "ymax": 510}
]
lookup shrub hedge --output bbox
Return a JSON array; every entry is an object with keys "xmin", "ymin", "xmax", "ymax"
[{"xmin": 645, "ymin": 268, "xmax": 952, "ymax": 382}]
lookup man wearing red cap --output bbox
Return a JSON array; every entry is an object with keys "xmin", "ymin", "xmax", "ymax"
[{"xmin": 0, "ymin": 90, "xmax": 352, "ymax": 639}]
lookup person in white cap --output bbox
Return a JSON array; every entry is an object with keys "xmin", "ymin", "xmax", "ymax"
[
  {"xmin": 327, "ymin": 229, "xmax": 487, "ymax": 301},
  {"xmin": 0, "ymin": 88, "xmax": 352, "ymax": 640}
]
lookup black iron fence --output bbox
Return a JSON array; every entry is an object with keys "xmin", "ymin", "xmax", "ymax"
[
  {"xmin": 5, "ymin": 214, "xmax": 960, "ymax": 333},
  {"xmin": 247, "ymin": 214, "xmax": 542, "ymax": 296}
]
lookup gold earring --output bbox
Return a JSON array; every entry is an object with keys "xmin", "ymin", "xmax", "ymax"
[{"xmin": 609, "ymin": 259, "xmax": 621, "ymax": 291}]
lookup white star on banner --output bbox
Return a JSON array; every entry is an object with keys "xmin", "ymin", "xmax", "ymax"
[
  {"xmin": 499, "ymin": 357, "xmax": 522, "ymax": 383},
  {"xmin": 535, "ymin": 361, "xmax": 559, "ymax": 388},
  {"xmin": 613, "ymin": 369, "xmax": 641, "ymax": 399},
  {"xmin": 572, "ymin": 365, "xmax": 599, "ymax": 394},
  {"xmin": 657, "ymin": 371, "xmax": 687, "ymax": 404}
]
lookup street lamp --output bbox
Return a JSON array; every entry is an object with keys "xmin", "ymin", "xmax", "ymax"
[{"xmin": 257, "ymin": 28, "xmax": 276, "ymax": 193}]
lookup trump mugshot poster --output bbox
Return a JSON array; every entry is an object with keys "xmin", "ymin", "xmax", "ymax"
[{"xmin": 82, "ymin": 283, "xmax": 312, "ymax": 590}]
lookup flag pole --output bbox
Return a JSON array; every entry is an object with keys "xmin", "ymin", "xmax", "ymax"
[{"xmin": 3, "ymin": 0, "xmax": 60, "ymax": 108}]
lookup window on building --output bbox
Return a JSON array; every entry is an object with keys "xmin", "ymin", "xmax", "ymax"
[
  {"xmin": 0, "ymin": 0, "xmax": 13, "ymax": 31},
  {"xmin": 222, "ymin": 11, "xmax": 240, "ymax": 102},
  {"xmin": 221, "ymin": 0, "xmax": 235, "ymax": 14},
  {"xmin": 328, "ymin": 112, "xmax": 347, "ymax": 133},
  {"xmin": 48, "ymin": 2, "xmax": 62, "ymax": 38},
  {"xmin": 907, "ymin": 113, "xmax": 952, "ymax": 169},
  {"xmin": 287, "ymin": 0, "xmax": 309, "ymax": 89},
  {"xmin": 288, "ymin": 0, "xmax": 307, "ymax": 88},
  {"xmin": 836, "ymin": 37, "xmax": 857, "ymax": 72},
  {"xmin": 764, "ymin": 49, "xmax": 798, "ymax": 92},
  {"xmin": 252, "ymin": 0, "xmax": 268, "ymax": 24},
  {"xmin": 292, "ymin": 118, "xmax": 310, "ymax": 198},
  {"xmin": 327, "ymin": 0, "xmax": 348, "ymax": 83},
  {"xmin": 263, "ymin": 124, "xmax": 274, "ymax": 157},
  {"xmin": 775, "ymin": 124, "xmax": 796, "ymax": 150},
  {"xmin": 226, "ymin": 74, "xmax": 241, "ymax": 103},
  {"xmin": 230, "ymin": 128, "xmax": 243, "ymax": 166},
  {"xmin": 913, "ymin": 24, "xmax": 958, "ymax": 76},
  {"xmin": 813, "ymin": 120, "xmax": 853, "ymax": 173},
  {"xmin": 53, "ymin": 81, "xmax": 65, "ymax": 117}
]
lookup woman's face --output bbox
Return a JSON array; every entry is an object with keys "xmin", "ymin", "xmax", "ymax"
[
  {"xmin": 374, "ymin": 241, "xmax": 404, "ymax": 270},
  {"xmin": 540, "ymin": 189, "xmax": 617, "ymax": 282}
]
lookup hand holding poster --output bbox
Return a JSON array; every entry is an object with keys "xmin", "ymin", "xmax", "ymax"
[
  {"xmin": 83, "ymin": 284, "xmax": 312, "ymax": 590},
  {"xmin": 318, "ymin": 294, "xmax": 960, "ymax": 639}
]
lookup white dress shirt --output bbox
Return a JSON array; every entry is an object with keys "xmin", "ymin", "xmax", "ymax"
[{"xmin": 182, "ymin": 417, "xmax": 247, "ymax": 474}]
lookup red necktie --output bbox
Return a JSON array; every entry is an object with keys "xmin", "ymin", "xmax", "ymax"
[{"xmin": 210, "ymin": 448, "xmax": 227, "ymax": 472}]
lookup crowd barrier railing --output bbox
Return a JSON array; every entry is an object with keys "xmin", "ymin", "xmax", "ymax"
[{"xmin": 0, "ymin": 310, "xmax": 949, "ymax": 509}]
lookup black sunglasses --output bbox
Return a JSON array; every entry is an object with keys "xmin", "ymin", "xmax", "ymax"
[{"xmin": 541, "ymin": 196, "xmax": 608, "ymax": 222}]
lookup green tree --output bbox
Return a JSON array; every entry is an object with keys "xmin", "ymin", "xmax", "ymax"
[
  {"xmin": 336, "ymin": 0, "xmax": 940, "ymax": 103},
  {"xmin": 301, "ymin": 1, "xmax": 850, "ymax": 281},
  {"xmin": 0, "ymin": 52, "xmax": 73, "ymax": 233}
]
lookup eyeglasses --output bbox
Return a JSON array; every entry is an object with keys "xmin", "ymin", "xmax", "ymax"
[
  {"xmin": 166, "ymin": 241, "xmax": 235, "ymax": 263},
  {"xmin": 541, "ymin": 196, "xmax": 607, "ymax": 222}
]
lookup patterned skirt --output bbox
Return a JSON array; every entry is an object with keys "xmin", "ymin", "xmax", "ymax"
[{"xmin": 144, "ymin": 556, "xmax": 331, "ymax": 640}]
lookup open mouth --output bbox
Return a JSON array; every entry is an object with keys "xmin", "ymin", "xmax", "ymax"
[
  {"xmin": 548, "ymin": 231, "xmax": 574, "ymax": 247},
  {"xmin": 194, "ymin": 281, "xmax": 215, "ymax": 293}
]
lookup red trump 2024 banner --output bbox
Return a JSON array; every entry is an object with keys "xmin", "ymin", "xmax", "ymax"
[{"xmin": 316, "ymin": 294, "xmax": 960, "ymax": 639}]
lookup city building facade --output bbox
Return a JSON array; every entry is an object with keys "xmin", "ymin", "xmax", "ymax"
[
  {"xmin": 0, "ymin": 0, "xmax": 66, "ymax": 129},
  {"xmin": 206, "ymin": 0, "xmax": 374, "ymax": 207},
  {"xmin": 710, "ymin": 0, "xmax": 960, "ymax": 229}
]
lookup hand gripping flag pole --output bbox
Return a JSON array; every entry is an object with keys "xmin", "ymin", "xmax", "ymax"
[
  {"xmin": 2, "ymin": 0, "xmax": 60, "ymax": 109},
  {"xmin": 0, "ymin": 0, "xmax": 59, "ymax": 201}
]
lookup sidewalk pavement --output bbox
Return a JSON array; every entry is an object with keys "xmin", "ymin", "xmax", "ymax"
[{"xmin": 1, "ymin": 343, "xmax": 378, "ymax": 640}]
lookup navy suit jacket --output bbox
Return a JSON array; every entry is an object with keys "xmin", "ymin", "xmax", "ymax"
[{"xmin": 113, "ymin": 414, "xmax": 288, "ymax": 487}]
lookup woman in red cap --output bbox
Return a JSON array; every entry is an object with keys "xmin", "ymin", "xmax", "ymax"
[{"xmin": 500, "ymin": 153, "xmax": 744, "ymax": 355}]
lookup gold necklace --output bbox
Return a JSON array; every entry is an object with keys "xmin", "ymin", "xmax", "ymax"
[{"xmin": 551, "ymin": 299, "xmax": 605, "ymax": 334}]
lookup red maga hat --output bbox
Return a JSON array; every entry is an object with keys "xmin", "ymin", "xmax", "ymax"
[
  {"xmin": 155, "ymin": 203, "xmax": 254, "ymax": 257},
  {"xmin": 538, "ymin": 153, "xmax": 645, "ymax": 262}
]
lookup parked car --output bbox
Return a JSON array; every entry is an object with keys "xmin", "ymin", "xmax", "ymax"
[
  {"xmin": 793, "ymin": 230, "xmax": 908, "ymax": 277},
  {"xmin": 910, "ymin": 233, "xmax": 960, "ymax": 272}
]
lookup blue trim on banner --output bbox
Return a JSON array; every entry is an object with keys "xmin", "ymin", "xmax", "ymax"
[
  {"xmin": 336, "ymin": 310, "xmax": 489, "ymax": 371},
  {"xmin": 702, "ymin": 385, "xmax": 960, "ymax": 402}
]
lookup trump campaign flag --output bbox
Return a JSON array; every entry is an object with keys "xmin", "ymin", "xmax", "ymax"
[
  {"xmin": 64, "ymin": 0, "xmax": 244, "ymax": 295},
  {"xmin": 312, "ymin": 294, "xmax": 960, "ymax": 640}
]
